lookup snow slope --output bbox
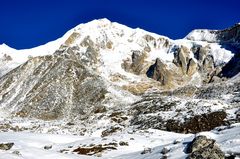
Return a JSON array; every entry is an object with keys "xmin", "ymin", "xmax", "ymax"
[
  {"xmin": 185, "ymin": 29, "xmax": 218, "ymax": 42},
  {"xmin": 0, "ymin": 124, "xmax": 240, "ymax": 159}
]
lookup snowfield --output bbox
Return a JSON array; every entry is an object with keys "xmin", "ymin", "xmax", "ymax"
[{"xmin": 0, "ymin": 124, "xmax": 240, "ymax": 159}]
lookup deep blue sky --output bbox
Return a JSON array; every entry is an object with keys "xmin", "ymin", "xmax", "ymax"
[{"xmin": 0, "ymin": 0, "xmax": 239, "ymax": 49}]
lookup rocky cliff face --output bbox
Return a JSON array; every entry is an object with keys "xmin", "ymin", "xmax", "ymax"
[
  {"xmin": 0, "ymin": 19, "xmax": 239, "ymax": 134},
  {"xmin": 0, "ymin": 47, "xmax": 105, "ymax": 120}
]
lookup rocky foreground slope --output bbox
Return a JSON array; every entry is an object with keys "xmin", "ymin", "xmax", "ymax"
[{"xmin": 0, "ymin": 19, "xmax": 239, "ymax": 158}]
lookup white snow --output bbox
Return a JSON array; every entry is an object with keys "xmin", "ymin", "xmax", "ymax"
[
  {"xmin": 0, "ymin": 124, "xmax": 240, "ymax": 159},
  {"xmin": 0, "ymin": 27, "xmax": 73, "ymax": 77},
  {"xmin": 208, "ymin": 43, "xmax": 234, "ymax": 65},
  {"xmin": 184, "ymin": 29, "xmax": 218, "ymax": 42}
]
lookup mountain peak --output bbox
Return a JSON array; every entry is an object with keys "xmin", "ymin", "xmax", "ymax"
[{"xmin": 75, "ymin": 18, "xmax": 112, "ymax": 29}]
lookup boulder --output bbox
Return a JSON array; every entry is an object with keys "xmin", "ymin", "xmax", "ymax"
[
  {"xmin": 187, "ymin": 135, "xmax": 225, "ymax": 159},
  {"xmin": 0, "ymin": 143, "xmax": 14, "ymax": 150}
]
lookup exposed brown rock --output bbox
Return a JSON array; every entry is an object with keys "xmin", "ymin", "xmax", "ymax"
[
  {"xmin": 122, "ymin": 82, "xmax": 159, "ymax": 95},
  {"xmin": 64, "ymin": 32, "xmax": 80, "ymax": 46},
  {"xmin": 173, "ymin": 46, "xmax": 193, "ymax": 74},
  {"xmin": 166, "ymin": 111, "xmax": 227, "ymax": 133},
  {"xmin": 122, "ymin": 50, "xmax": 147, "ymax": 75},
  {"xmin": 106, "ymin": 41, "xmax": 113, "ymax": 49},
  {"xmin": 73, "ymin": 144, "xmax": 117, "ymax": 156},
  {"xmin": 147, "ymin": 58, "xmax": 173, "ymax": 86},
  {"xmin": 143, "ymin": 34, "xmax": 156, "ymax": 42},
  {"xmin": 187, "ymin": 59, "xmax": 198, "ymax": 76}
]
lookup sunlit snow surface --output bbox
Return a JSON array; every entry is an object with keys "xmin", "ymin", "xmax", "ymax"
[{"xmin": 0, "ymin": 124, "xmax": 240, "ymax": 159}]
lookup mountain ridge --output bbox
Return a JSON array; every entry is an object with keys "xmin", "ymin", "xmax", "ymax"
[
  {"xmin": 0, "ymin": 18, "xmax": 238, "ymax": 122},
  {"xmin": 0, "ymin": 18, "xmax": 236, "ymax": 82}
]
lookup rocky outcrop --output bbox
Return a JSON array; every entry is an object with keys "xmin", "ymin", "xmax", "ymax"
[
  {"xmin": 73, "ymin": 143, "xmax": 117, "ymax": 156},
  {"xmin": 129, "ymin": 73, "xmax": 239, "ymax": 132},
  {"xmin": 186, "ymin": 58, "xmax": 198, "ymax": 76},
  {"xmin": 196, "ymin": 45, "xmax": 214, "ymax": 72},
  {"xmin": 147, "ymin": 58, "xmax": 173, "ymax": 86},
  {"xmin": 166, "ymin": 111, "xmax": 227, "ymax": 133},
  {"xmin": 79, "ymin": 36, "xmax": 95, "ymax": 48},
  {"xmin": 64, "ymin": 32, "xmax": 80, "ymax": 46},
  {"xmin": 123, "ymin": 36, "xmax": 218, "ymax": 88},
  {"xmin": 122, "ymin": 50, "xmax": 147, "ymax": 75},
  {"xmin": 0, "ymin": 47, "xmax": 108, "ymax": 120},
  {"xmin": 184, "ymin": 24, "xmax": 240, "ymax": 83},
  {"xmin": 192, "ymin": 44, "xmax": 221, "ymax": 82},
  {"xmin": 173, "ymin": 46, "xmax": 193, "ymax": 74},
  {"xmin": 143, "ymin": 34, "xmax": 156, "ymax": 49},
  {"xmin": 131, "ymin": 100, "xmax": 227, "ymax": 133},
  {"xmin": 172, "ymin": 44, "xmax": 217, "ymax": 81},
  {"xmin": 186, "ymin": 135, "xmax": 225, "ymax": 159},
  {"xmin": 101, "ymin": 127, "xmax": 122, "ymax": 137},
  {"xmin": 0, "ymin": 143, "xmax": 14, "ymax": 150}
]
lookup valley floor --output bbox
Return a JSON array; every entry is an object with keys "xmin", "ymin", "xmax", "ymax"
[{"xmin": 0, "ymin": 123, "xmax": 240, "ymax": 159}]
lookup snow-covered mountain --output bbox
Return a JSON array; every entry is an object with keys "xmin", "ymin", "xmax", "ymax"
[
  {"xmin": 0, "ymin": 19, "xmax": 236, "ymax": 83},
  {"xmin": 0, "ymin": 19, "xmax": 239, "ymax": 159}
]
